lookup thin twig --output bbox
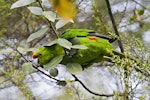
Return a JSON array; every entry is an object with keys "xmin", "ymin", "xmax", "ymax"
[
  {"xmin": 132, "ymin": 0, "xmax": 147, "ymax": 10},
  {"xmin": 117, "ymin": 1, "xmax": 128, "ymax": 27},
  {"xmin": 105, "ymin": 0, "xmax": 124, "ymax": 53},
  {"xmin": 36, "ymin": 0, "xmax": 59, "ymax": 38}
]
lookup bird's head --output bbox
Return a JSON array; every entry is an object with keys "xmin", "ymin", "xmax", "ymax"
[{"xmin": 32, "ymin": 52, "xmax": 40, "ymax": 59}]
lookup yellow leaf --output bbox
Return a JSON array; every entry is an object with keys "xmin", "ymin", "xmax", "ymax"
[{"xmin": 50, "ymin": 0, "xmax": 76, "ymax": 19}]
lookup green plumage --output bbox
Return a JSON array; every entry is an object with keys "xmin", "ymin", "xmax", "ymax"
[
  {"xmin": 61, "ymin": 29, "xmax": 94, "ymax": 39},
  {"xmin": 61, "ymin": 29, "xmax": 115, "ymax": 66},
  {"xmin": 37, "ymin": 44, "xmax": 65, "ymax": 65},
  {"xmin": 36, "ymin": 29, "xmax": 115, "ymax": 67}
]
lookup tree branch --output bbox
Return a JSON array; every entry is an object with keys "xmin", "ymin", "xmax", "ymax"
[
  {"xmin": 72, "ymin": 74, "xmax": 124, "ymax": 97},
  {"xmin": 105, "ymin": 0, "xmax": 124, "ymax": 53},
  {"xmin": 105, "ymin": 1, "xmax": 129, "ymax": 99}
]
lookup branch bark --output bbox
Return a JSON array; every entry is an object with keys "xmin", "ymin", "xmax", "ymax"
[{"xmin": 105, "ymin": 0, "xmax": 129, "ymax": 100}]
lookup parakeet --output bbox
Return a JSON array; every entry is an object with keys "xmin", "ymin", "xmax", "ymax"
[
  {"xmin": 33, "ymin": 29, "xmax": 117, "ymax": 68},
  {"xmin": 32, "ymin": 29, "xmax": 147, "ymax": 76}
]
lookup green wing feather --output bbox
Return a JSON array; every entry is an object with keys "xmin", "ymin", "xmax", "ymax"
[
  {"xmin": 62, "ymin": 36, "xmax": 114, "ymax": 67},
  {"xmin": 61, "ymin": 29, "xmax": 116, "ymax": 43},
  {"xmin": 61, "ymin": 29, "xmax": 94, "ymax": 39}
]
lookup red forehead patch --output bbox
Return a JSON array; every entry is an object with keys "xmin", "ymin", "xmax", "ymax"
[
  {"xmin": 32, "ymin": 52, "xmax": 38, "ymax": 59},
  {"xmin": 88, "ymin": 37, "xmax": 98, "ymax": 41}
]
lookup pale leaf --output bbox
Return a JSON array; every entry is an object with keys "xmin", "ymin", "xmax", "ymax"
[
  {"xmin": 71, "ymin": 45, "xmax": 88, "ymax": 49},
  {"xmin": 11, "ymin": 0, "xmax": 36, "ymax": 9},
  {"xmin": 66, "ymin": 63, "xmax": 82, "ymax": 74},
  {"xmin": 56, "ymin": 19, "xmax": 74, "ymax": 30},
  {"xmin": 57, "ymin": 38, "xmax": 72, "ymax": 50},
  {"xmin": 27, "ymin": 6, "xmax": 43, "ymax": 15},
  {"xmin": 42, "ymin": 11, "xmax": 56, "ymax": 22},
  {"xmin": 27, "ymin": 27, "xmax": 48, "ymax": 42}
]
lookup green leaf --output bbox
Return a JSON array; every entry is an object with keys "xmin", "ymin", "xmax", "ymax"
[
  {"xmin": 57, "ymin": 38, "xmax": 72, "ymax": 50},
  {"xmin": 55, "ymin": 19, "xmax": 74, "ymax": 30},
  {"xmin": 49, "ymin": 68, "xmax": 58, "ymax": 77},
  {"xmin": 27, "ymin": 27, "xmax": 48, "ymax": 42},
  {"xmin": 42, "ymin": 11, "xmax": 56, "ymax": 22},
  {"xmin": 22, "ymin": 62, "xmax": 33, "ymax": 74},
  {"xmin": 27, "ymin": 6, "xmax": 43, "ymax": 15},
  {"xmin": 137, "ymin": 9, "xmax": 144, "ymax": 15},
  {"xmin": 57, "ymin": 80, "xmax": 67, "ymax": 86},
  {"xmin": 66, "ymin": 63, "xmax": 83, "ymax": 74},
  {"xmin": 11, "ymin": 0, "xmax": 36, "ymax": 9},
  {"xmin": 129, "ymin": 16, "xmax": 136, "ymax": 22},
  {"xmin": 0, "ymin": 49, "xmax": 14, "ymax": 54},
  {"xmin": 71, "ymin": 45, "xmax": 88, "ymax": 49},
  {"xmin": 44, "ymin": 55, "xmax": 64, "ymax": 70}
]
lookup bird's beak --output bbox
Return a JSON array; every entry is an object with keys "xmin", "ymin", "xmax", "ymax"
[{"xmin": 32, "ymin": 52, "xmax": 38, "ymax": 59}]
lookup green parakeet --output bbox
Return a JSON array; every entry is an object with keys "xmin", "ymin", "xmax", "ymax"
[
  {"xmin": 33, "ymin": 29, "xmax": 117, "ymax": 68},
  {"xmin": 32, "ymin": 29, "xmax": 148, "ymax": 78}
]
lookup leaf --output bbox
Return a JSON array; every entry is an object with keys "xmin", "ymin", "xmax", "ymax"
[
  {"xmin": 55, "ymin": 19, "xmax": 74, "ymax": 30},
  {"xmin": 17, "ymin": 47, "xmax": 26, "ymax": 54},
  {"xmin": 27, "ymin": 6, "xmax": 43, "ymax": 15},
  {"xmin": 129, "ymin": 16, "xmax": 136, "ymax": 22},
  {"xmin": 11, "ymin": 0, "xmax": 36, "ymax": 9},
  {"xmin": 137, "ymin": 9, "xmax": 144, "ymax": 15},
  {"xmin": 42, "ymin": 11, "xmax": 56, "ymax": 22},
  {"xmin": 57, "ymin": 38, "xmax": 72, "ymax": 50},
  {"xmin": 46, "ymin": 40, "xmax": 57, "ymax": 46},
  {"xmin": 0, "ymin": 49, "xmax": 14, "ymax": 54},
  {"xmin": 49, "ymin": 68, "xmax": 58, "ymax": 77},
  {"xmin": 71, "ymin": 45, "xmax": 88, "ymax": 50},
  {"xmin": 44, "ymin": 55, "xmax": 64, "ymax": 70},
  {"xmin": 22, "ymin": 62, "xmax": 33, "ymax": 74},
  {"xmin": 17, "ymin": 47, "xmax": 38, "ymax": 54},
  {"xmin": 57, "ymin": 80, "xmax": 67, "ymax": 86},
  {"xmin": 27, "ymin": 27, "xmax": 48, "ymax": 42},
  {"xmin": 66, "ymin": 63, "xmax": 83, "ymax": 74}
]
